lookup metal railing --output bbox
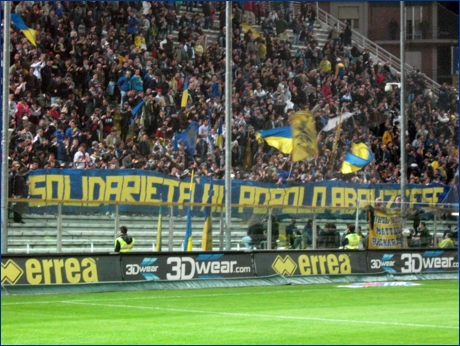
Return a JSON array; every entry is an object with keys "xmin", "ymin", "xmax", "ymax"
[
  {"xmin": 5, "ymin": 198, "xmax": 458, "ymax": 254},
  {"xmin": 313, "ymin": 3, "xmax": 441, "ymax": 93}
]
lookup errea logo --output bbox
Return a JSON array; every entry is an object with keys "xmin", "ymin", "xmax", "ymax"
[
  {"xmin": 272, "ymin": 255, "xmax": 298, "ymax": 275},
  {"xmin": 1, "ymin": 260, "xmax": 24, "ymax": 285}
]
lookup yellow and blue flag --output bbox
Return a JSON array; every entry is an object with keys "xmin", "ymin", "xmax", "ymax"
[
  {"xmin": 215, "ymin": 117, "xmax": 224, "ymax": 149},
  {"xmin": 291, "ymin": 110, "xmax": 318, "ymax": 162},
  {"xmin": 183, "ymin": 171, "xmax": 195, "ymax": 251},
  {"xmin": 174, "ymin": 121, "xmax": 199, "ymax": 156},
  {"xmin": 11, "ymin": 14, "xmax": 36, "ymax": 47},
  {"xmin": 255, "ymin": 127, "xmax": 293, "ymax": 154},
  {"xmin": 181, "ymin": 74, "xmax": 189, "ymax": 108},
  {"xmin": 201, "ymin": 178, "xmax": 214, "ymax": 251},
  {"xmin": 341, "ymin": 142, "xmax": 374, "ymax": 174}
]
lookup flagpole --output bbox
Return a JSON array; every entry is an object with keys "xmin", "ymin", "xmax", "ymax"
[
  {"xmin": 330, "ymin": 110, "xmax": 343, "ymax": 167},
  {"xmin": 1, "ymin": 2, "xmax": 12, "ymax": 254},
  {"xmin": 224, "ymin": 1, "xmax": 233, "ymax": 250},
  {"xmin": 155, "ymin": 193, "xmax": 163, "ymax": 252},
  {"xmin": 400, "ymin": 1, "xmax": 407, "ymax": 231}
]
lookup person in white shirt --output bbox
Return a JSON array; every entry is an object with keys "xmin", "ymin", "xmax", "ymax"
[
  {"xmin": 30, "ymin": 55, "xmax": 46, "ymax": 91},
  {"xmin": 198, "ymin": 119, "xmax": 209, "ymax": 138},
  {"xmin": 8, "ymin": 94, "xmax": 17, "ymax": 119},
  {"xmin": 73, "ymin": 143, "xmax": 92, "ymax": 169}
]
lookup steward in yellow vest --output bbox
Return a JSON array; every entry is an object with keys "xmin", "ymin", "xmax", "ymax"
[
  {"xmin": 342, "ymin": 224, "xmax": 360, "ymax": 250},
  {"xmin": 114, "ymin": 226, "xmax": 135, "ymax": 253}
]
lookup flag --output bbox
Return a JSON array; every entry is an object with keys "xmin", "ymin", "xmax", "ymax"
[
  {"xmin": 183, "ymin": 171, "xmax": 195, "ymax": 251},
  {"xmin": 340, "ymin": 142, "xmax": 374, "ymax": 174},
  {"xmin": 131, "ymin": 100, "xmax": 145, "ymax": 124},
  {"xmin": 176, "ymin": 121, "xmax": 199, "ymax": 156},
  {"xmin": 291, "ymin": 110, "xmax": 318, "ymax": 162},
  {"xmin": 321, "ymin": 112, "xmax": 354, "ymax": 132},
  {"xmin": 132, "ymin": 100, "xmax": 145, "ymax": 117},
  {"xmin": 11, "ymin": 14, "xmax": 36, "ymax": 47},
  {"xmin": 240, "ymin": 23, "xmax": 260, "ymax": 39},
  {"xmin": 181, "ymin": 74, "xmax": 189, "ymax": 108},
  {"xmin": 367, "ymin": 208, "xmax": 402, "ymax": 249},
  {"xmin": 201, "ymin": 178, "xmax": 214, "ymax": 250},
  {"xmin": 215, "ymin": 117, "xmax": 224, "ymax": 149},
  {"xmin": 255, "ymin": 127, "xmax": 293, "ymax": 154}
]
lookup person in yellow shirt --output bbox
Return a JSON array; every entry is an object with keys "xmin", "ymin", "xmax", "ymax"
[
  {"xmin": 319, "ymin": 56, "xmax": 332, "ymax": 74},
  {"xmin": 341, "ymin": 224, "xmax": 360, "ymax": 250},
  {"xmin": 438, "ymin": 233, "xmax": 454, "ymax": 248},
  {"xmin": 258, "ymin": 39, "xmax": 267, "ymax": 61},
  {"xmin": 134, "ymin": 32, "xmax": 147, "ymax": 50}
]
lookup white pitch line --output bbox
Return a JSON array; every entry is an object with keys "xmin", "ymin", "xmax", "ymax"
[
  {"xmin": 0, "ymin": 288, "xmax": 327, "ymax": 305},
  {"xmin": 61, "ymin": 300, "xmax": 458, "ymax": 330},
  {"xmin": 3, "ymin": 286, "xmax": 459, "ymax": 306}
]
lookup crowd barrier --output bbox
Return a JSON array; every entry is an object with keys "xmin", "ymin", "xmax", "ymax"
[{"xmin": 2, "ymin": 249, "xmax": 458, "ymax": 286}]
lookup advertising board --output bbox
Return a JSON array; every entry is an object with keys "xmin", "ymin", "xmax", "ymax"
[
  {"xmin": 120, "ymin": 253, "xmax": 254, "ymax": 281},
  {"xmin": 253, "ymin": 251, "xmax": 368, "ymax": 277}
]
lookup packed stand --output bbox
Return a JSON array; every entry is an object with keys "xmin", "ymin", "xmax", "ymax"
[{"xmin": 4, "ymin": 1, "xmax": 459, "ymax": 189}]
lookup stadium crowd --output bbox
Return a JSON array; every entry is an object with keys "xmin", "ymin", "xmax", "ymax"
[{"xmin": 5, "ymin": 1, "xmax": 459, "ymax": 189}]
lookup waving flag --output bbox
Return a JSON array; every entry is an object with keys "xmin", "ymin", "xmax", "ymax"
[
  {"xmin": 131, "ymin": 100, "xmax": 145, "ymax": 124},
  {"xmin": 181, "ymin": 74, "xmax": 189, "ymax": 108},
  {"xmin": 215, "ymin": 117, "xmax": 224, "ymax": 149},
  {"xmin": 175, "ymin": 121, "xmax": 199, "ymax": 156},
  {"xmin": 321, "ymin": 112, "xmax": 354, "ymax": 132},
  {"xmin": 11, "ymin": 14, "xmax": 36, "ymax": 46},
  {"xmin": 291, "ymin": 110, "xmax": 318, "ymax": 162},
  {"xmin": 201, "ymin": 179, "xmax": 214, "ymax": 250},
  {"xmin": 341, "ymin": 142, "xmax": 374, "ymax": 174},
  {"xmin": 255, "ymin": 127, "xmax": 292, "ymax": 154},
  {"xmin": 183, "ymin": 171, "xmax": 195, "ymax": 251}
]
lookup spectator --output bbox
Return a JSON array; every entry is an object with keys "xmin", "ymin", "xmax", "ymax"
[
  {"xmin": 301, "ymin": 219, "xmax": 313, "ymax": 249},
  {"xmin": 318, "ymin": 223, "xmax": 341, "ymax": 248},
  {"xmin": 438, "ymin": 232, "xmax": 454, "ymax": 248},
  {"xmin": 242, "ymin": 215, "xmax": 266, "ymax": 250},
  {"xmin": 285, "ymin": 218, "xmax": 301, "ymax": 249},
  {"xmin": 73, "ymin": 143, "xmax": 92, "ymax": 169},
  {"xmin": 410, "ymin": 221, "xmax": 432, "ymax": 247}
]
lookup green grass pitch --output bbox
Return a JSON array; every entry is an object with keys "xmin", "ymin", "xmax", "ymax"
[{"xmin": 1, "ymin": 280, "xmax": 458, "ymax": 344}]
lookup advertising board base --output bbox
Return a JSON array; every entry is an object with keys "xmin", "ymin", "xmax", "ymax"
[{"xmin": 2, "ymin": 272, "xmax": 457, "ymax": 296}]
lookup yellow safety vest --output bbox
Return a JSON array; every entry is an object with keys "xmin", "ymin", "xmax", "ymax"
[
  {"xmin": 116, "ymin": 236, "xmax": 135, "ymax": 252},
  {"xmin": 344, "ymin": 233, "xmax": 360, "ymax": 250}
]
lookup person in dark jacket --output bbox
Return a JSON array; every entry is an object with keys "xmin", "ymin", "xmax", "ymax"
[
  {"xmin": 9, "ymin": 162, "xmax": 29, "ymax": 223},
  {"xmin": 318, "ymin": 223, "xmax": 341, "ymax": 248},
  {"xmin": 242, "ymin": 215, "xmax": 266, "ymax": 249}
]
